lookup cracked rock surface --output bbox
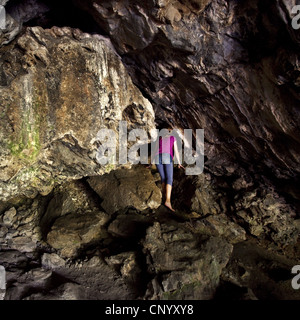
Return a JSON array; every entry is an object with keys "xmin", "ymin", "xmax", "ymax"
[{"xmin": 0, "ymin": 0, "xmax": 299, "ymax": 300}]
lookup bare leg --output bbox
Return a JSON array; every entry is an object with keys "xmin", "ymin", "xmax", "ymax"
[{"xmin": 164, "ymin": 183, "xmax": 175, "ymax": 212}]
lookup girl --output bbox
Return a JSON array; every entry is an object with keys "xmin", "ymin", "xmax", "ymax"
[{"xmin": 149, "ymin": 126, "xmax": 184, "ymax": 212}]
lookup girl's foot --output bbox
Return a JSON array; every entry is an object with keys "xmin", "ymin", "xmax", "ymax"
[{"xmin": 165, "ymin": 201, "xmax": 175, "ymax": 212}]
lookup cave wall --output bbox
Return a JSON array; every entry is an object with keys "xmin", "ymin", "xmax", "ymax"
[
  {"xmin": 72, "ymin": 0, "xmax": 300, "ymax": 182},
  {"xmin": 0, "ymin": 0, "xmax": 300, "ymax": 301},
  {"xmin": 1, "ymin": 0, "xmax": 299, "ymax": 192},
  {"xmin": 0, "ymin": 24, "xmax": 155, "ymax": 201}
]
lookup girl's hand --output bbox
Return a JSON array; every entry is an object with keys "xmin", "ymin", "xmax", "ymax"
[{"xmin": 178, "ymin": 164, "xmax": 185, "ymax": 170}]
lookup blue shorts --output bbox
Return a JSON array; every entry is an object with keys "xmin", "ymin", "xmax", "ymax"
[{"xmin": 155, "ymin": 153, "xmax": 173, "ymax": 186}]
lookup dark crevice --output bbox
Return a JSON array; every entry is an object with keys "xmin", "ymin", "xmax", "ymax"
[{"xmin": 6, "ymin": 0, "xmax": 108, "ymax": 36}]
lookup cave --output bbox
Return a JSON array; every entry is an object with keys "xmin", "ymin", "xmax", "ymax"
[{"xmin": 0, "ymin": 0, "xmax": 299, "ymax": 302}]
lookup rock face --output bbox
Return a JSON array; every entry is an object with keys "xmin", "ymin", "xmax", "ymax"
[
  {"xmin": 74, "ymin": 0, "xmax": 300, "ymax": 196},
  {"xmin": 88, "ymin": 166, "xmax": 162, "ymax": 214},
  {"xmin": 46, "ymin": 211, "xmax": 109, "ymax": 258},
  {"xmin": 0, "ymin": 25, "xmax": 155, "ymax": 202},
  {"xmin": 187, "ymin": 214, "xmax": 247, "ymax": 244},
  {"xmin": 2, "ymin": 1, "xmax": 299, "ymax": 189},
  {"xmin": 143, "ymin": 221, "xmax": 233, "ymax": 300}
]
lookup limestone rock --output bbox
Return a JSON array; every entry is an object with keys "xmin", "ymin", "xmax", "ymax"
[
  {"xmin": 40, "ymin": 179, "xmax": 102, "ymax": 235},
  {"xmin": 190, "ymin": 173, "xmax": 227, "ymax": 216},
  {"xmin": 88, "ymin": 166, "xmax": 162, "ymax": 214},
  {"xmin": 54, "ymin": 283, "xmax": 85, "ymax": 300},
  {"xmin": 235, "ymin": 190, "xmax": 298, "ymax": 246},
  {"xmin": 0, "ymin": 250, "xmax": 28, "ymax": 269},
  {"xmin": 24, "ymin": 282, "xmax": 85, "ymax": 300},
  {"xmin": 0, "ymin": 26, "xmax": 155, "ymax": 202},
  {"xmin": 172, "ymin": 170, "xmax": 228, "ymax": 215},
  {"xmin": 105, "ymin": 251, "xmax": 142, "ymax": 290},
  {"xmin": 159, "ymin": 246, "xmax": 232, "ymax": 299},
  {"xmin": 41, "ymin": 253, "xmax": 66, "ymax": 269},
  {"xmin": 0, "ymin": 0, "xmax": 50, "ymax": 47},
  {"xmin": 221, "ymin": 241, "xmax": 300, "ymax": 300},
  {"xmin": 143, "ymin": 221, "xmax": 233, "ymax": 299},
  {"xmin": 26, "ymin": 268, "xmax": 52, "ymax": 287},
  {"xmin": 188, "ymin": 213, "xmax": 246, "ymax": 244},
  {"xmin": 8, "ymin": 236, "xmax": 36, "ymax": 253},
  {"xmin": 76, "ymin": 0, "xmax": 300, "ymax": 191},
  {"xmin": 2, "ymin": 207, "xmax": 17, "ymax": 227},
  {"xmin": 0, "ymin": 0, "xmax": 299, "ymax": 301},
  {"xmin": 46, "ymin": 211, "xmax": 109, "ymax": 258}
]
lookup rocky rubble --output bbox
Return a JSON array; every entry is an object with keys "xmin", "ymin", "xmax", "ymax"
[
  {"xmin": 0, "ymin": 165, "xmax": 299, "ymax": 300},
  {"xmin": 143, "ymin": 222, "xmax": 233, "ymax": 300}
]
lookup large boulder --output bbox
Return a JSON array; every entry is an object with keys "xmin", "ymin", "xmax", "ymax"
[
  {"xmin": 46, "ymin": 210, "xmax": 109, "ymax": 258},
  {"xmin": 143, "ymin": 221, "xmax": 233, "ymax": 300},
  {"xmin": 87, "ymin": 166, "xmax": 162, "ymax": 214},
  {"xmin": 0, "ymin": 25, "xmax": 155, "ymax": 202},
  {"xmin": 39, "ymin": 179, "xmax": 102, "ymax": 236},
  {"xmin": 235, "ymin": 189, "xmax": 298, "ymax": 246}
]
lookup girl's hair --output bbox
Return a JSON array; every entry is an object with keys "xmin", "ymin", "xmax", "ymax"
[
  {"xmin": 156, "ymin": 121, "xmax": 172, "ymax": 131},
  {"xmin": 156, "ymin": 123, "xmax": 173, "ymax": 140}
]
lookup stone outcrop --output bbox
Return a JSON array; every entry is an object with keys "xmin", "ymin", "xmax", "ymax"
[
  {"xmin": 88, "ymin": 166, "xmax": 162, "ymax": 214},
  {"xmin": 46, "ymin": 210, "xmax": 109, "ymax": 258},
  {"xmin": 187, "ymin": 213, "xmax": 247, "ymax": 244},
  {"xmin": 0, "ymin": 25, "xmax": 155, "ymax": 202},
  {"xmin": 143, "ymin": 221, "xmax": 233, "ymax": 300},
  {"xmin": 235, "ymin": 188, "xmax": 298, "ymax": 245},
  {"xmin": 73, "ymin": 0, "xmax": 300, "ymax": 199}
]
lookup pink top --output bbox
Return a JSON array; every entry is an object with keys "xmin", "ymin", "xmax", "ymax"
[{"xmin": 155, "ymin": 136, "xmax": 176, "ymax": 159}]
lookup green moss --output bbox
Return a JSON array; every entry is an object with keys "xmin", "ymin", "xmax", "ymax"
[
  {"xmin": 8, "ymin": 101, "xmax": 41, "ymax": 163},
  {"xmin": 104, "ymin": 155, "xmax": 116, "ymax": 173},
  {"xmin": 12, "ymin": 165, "xmax": 40, "ymax": 183}
]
